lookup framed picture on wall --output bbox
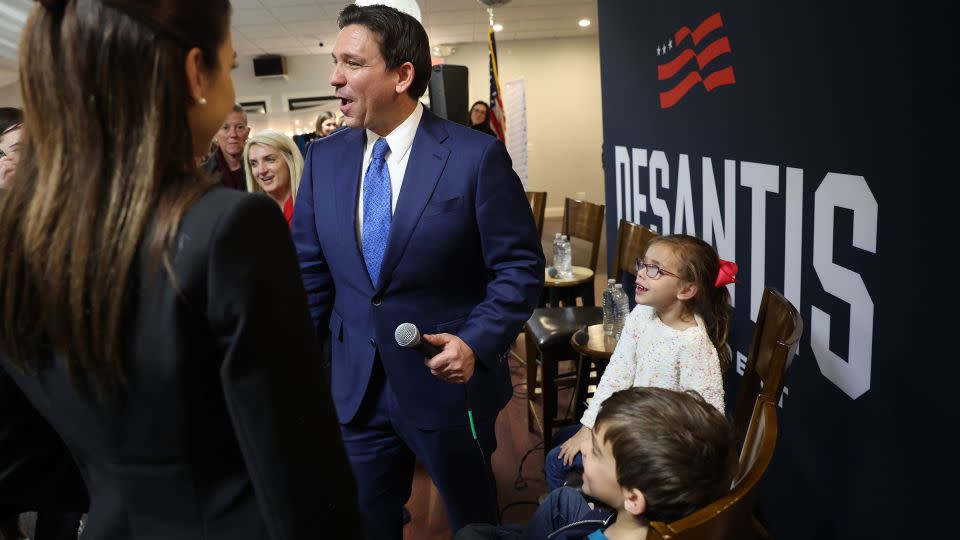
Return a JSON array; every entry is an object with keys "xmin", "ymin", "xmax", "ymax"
[
  {"xmin": 288, "ymin": 96, "xmax": 337, "ymax": 111},
  {"xmin": 239, "ymin": 101, "xmax": 268, "ymax": 115}
]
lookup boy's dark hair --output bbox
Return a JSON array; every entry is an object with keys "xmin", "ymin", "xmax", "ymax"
[
  {"xmin": 595, "ymin": 387, "xmax": 737, "ymax": 523},
  {"xmin": 337, "ymin": 4, "xmax": 432, "ymax": 99}
]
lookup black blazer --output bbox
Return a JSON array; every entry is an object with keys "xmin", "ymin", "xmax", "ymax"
[{"xmin": 0, "ymin": 188, "xmax": 361, "ymax": 539}]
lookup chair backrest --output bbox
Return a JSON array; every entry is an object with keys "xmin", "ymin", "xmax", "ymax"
[
  {"xmin": 561, "ymin": 197, "xmax": 605, "ymax": 271},
  {"xmin": 731, "ymin": 288, "xmax": 803, "ymax": 447},
  {"xmin": 647, "ymin": 395, "xmax": 779, "ymax": 540},
  {"xmin": 609, "ymin": 219, "xmax": 658, "ymax": 282},
  {"xmin": 525, "ymin": 191, "xmax": 547, "ymax": 238}
]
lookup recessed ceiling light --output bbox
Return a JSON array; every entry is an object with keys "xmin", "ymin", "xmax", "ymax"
[
  {"xmin": 493, "ymin": 23, "xmax": 503, "ymax": 32},
  {"xmin": 578, "ymin": 19, "xmax": 591, "ymax": 28}
]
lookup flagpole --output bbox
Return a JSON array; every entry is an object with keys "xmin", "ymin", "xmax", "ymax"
[{"xmin": 486, "ymin": 6, "xmax": 506, "ymax": 142}]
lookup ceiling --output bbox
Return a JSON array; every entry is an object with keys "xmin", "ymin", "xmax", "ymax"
[{"xmin": 0, "ymin": 0, "xmax": 597, "ymax": 66}]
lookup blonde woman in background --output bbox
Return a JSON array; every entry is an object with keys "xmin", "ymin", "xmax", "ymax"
[{"xmin": 243, "ymin": 130, "xmax": 303, "ymax": 227}]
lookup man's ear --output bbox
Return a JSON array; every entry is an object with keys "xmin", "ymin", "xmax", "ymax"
[
  {"xmin": 395, "ymin": 61, "xmax": 415, "ymax": 95},
  {"xmin": 184, "ymin": 47, "xmax": 206, "ymax": 105},
  {"xmin": 676, "ymin": 281, "xmax": 698, "ymax": 301},
  {"xmin": 622, "ymin": 487, "xmax": 647, "ymax": 516}
]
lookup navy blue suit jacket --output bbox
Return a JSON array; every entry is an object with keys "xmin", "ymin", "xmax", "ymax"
[{"xmin": 292, "ymin": 107, "xmax": 544, "ymax": 430}]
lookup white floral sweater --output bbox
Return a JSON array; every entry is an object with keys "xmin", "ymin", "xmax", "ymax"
[{"xmin": 580, "ymin": 304, "xmax": 725, "ymax": 428}]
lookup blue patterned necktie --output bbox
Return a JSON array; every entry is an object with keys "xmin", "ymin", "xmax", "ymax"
[{"xmin": 362, "ymin": 137, "xmax": 391, "ymax": 285}]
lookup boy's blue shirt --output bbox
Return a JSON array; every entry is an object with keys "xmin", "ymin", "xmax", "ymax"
[{"xmin": 586, "ymin": 529, "xmax": 610, "ymax": 539}]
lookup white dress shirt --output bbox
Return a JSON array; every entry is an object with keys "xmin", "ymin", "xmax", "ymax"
[{"xmin": 356, "ymin": 103, "xmax": 424, "ymax": 244}]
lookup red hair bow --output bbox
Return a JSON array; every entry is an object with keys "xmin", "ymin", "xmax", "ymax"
[{"xmin": 715, "ymin": 259, "xmax": 738, "ymax": 288}]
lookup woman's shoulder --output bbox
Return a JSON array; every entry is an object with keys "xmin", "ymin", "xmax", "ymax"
[
  {"xmin": 172, "ymin": 188, "xmax": 286, "ymax": 267},
  {"xmin": 181, "ymin": 188, "xmax": 280, "ymax": 238}
]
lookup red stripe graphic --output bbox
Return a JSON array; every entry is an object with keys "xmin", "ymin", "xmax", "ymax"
[
  {"xmin": 657, "ymin": 49, "xmax": 695, "ymax": 80},
  {"xmin": 673, "ymin": 13, "xmax": 724, "ymax": 46},
  {"xmin": 657, "ymin": 13, "xmax": 735, "ymax": 109},
  {"xmin": 659, "ymin": 66, "xmax": 736, "ymax": 109},
  {"xmin": 703, "ymin": 66, "xmax": 736, "ymax": 91},
  {"xmin": 657, "ymin": 36, "xmax": 732, "ymax": 81},
  {"xmin": 696, "ymin": 37, "xmax": 731, "ymax": 70},
  {"xmin": 659, "ymin": 71, "xmax": 702, "ymax": 109}
]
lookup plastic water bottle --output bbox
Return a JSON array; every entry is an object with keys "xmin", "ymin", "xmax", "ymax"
[
  {"xmin": 612, "ymin": 284, "xmax": 630, "ymax": 338},
  {"xmin": 559, "ymin": 235, "xmax": 573, "ymax": 279},
  {"xmin": 552, "ymin": 233, "xmax": 563, "ymax": 275},
  {"xmin": 602, "ymin": 279, "xmax": 617, "ymax": 336}
]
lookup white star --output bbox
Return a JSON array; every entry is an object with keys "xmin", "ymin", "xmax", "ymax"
[
  {"xmin": 656, "ymin": 45, "xmax": 661, "ymax": 55},
  {"xmin": 668, "ymin": 39, "xmax": 673, "ymax": 49}
]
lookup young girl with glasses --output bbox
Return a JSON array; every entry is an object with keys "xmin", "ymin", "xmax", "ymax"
[{"xmin": 545, "ymin": 234, "xmax": 738, "ymax": 491}]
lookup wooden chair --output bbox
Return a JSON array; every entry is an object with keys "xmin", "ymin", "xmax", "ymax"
[
  {"xmin": 525, "ymin": 219, "xmax": 655, "ymax": 450},
  {"xmin": 544, "ymin": 198, "xmax": 605, "ymax": 307},
  {"xmin": 610, "ymin": 218, "xmax": 658, "ymax": 282},
  {"xmin": 562, "ymin": 197, "xmax": 605, "ymax": 274},
  {"xmin": 732, "ymin": 288, "xmax": 803, "ymax": 448},
  {"xmin": 647, "ymin": 394, "xmax": 778, "ymax": 540},
  {"xmin": 525, "ymin": 191, "xmax": 547, "ymax": 238}
]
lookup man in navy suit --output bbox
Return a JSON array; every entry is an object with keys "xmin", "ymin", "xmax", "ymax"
[{"xmin": 291, "ymin": 4, "xmax": 544, "ymax": 538}]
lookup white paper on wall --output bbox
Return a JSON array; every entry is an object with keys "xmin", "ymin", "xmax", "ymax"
[{"xmin": 503, "ymin": 79, "xmax": 528, "ymax": 189}]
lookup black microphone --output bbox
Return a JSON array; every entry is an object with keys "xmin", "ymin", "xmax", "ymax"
[{"xmin": 394, "ymin": 323, "xmax": 442, "ymax": 359}]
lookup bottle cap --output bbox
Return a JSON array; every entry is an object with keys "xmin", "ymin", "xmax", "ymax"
[{"xmin": 607, "ymin": 278, "xmax": 616, "ymax": 284}]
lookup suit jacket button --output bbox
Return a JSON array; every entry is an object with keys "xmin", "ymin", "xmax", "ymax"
[
  {"xmin": 369, "ymin": 338, "xmax": 377, "ymax": 347},
  {"xmin": 372, "ymin": 297, "xmax": 381, "ymax": 306}
]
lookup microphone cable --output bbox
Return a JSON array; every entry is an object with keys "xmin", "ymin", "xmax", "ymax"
[{"xmin": 464, "ymin": 384, "xmax": 502, "ymax": 526}]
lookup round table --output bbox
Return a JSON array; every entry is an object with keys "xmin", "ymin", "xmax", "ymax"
[
  {"xmin": 544, "ymin": 265, "xmax": 594, "ymax": 287},
  {"xmin": 571, "ymin": 324, "xmax": 618, "ymax": 360},
  {"xmin": 568, "ymin": 324, "xmax": 618, "ymax": 418},
  {"xmin": 544, "ymin": 265, "xmax": 595, "ymax": 306}
]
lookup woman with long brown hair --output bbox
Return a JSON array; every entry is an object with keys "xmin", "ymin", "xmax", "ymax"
[{"xmin": 0, "ymin": 1, "xmax": 360, "ymax": 538}]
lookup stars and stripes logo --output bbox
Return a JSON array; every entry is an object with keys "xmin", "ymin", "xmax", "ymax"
[
  {"xmin": 657, "ymin": 13, "xmax": 736, "ymax": 109},
  {"xmin": 488, "ymin": 26, "xmax": 506, "ymax": 142}
]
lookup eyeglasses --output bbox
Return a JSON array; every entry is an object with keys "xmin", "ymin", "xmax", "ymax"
[{"xmin": 635, "ymin": 258, "xmax": 681, "ymax": 280}]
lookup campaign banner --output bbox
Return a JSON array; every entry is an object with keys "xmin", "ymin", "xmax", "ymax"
[{"xmin": 598, "ymin": 1, "xmax": 950, "ymax": 537}]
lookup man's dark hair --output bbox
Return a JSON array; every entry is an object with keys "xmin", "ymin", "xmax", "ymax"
[
  {"xmin": 338, "ymin": 4, "xmax": 432, "ymax": 98},
  {"xmin": 595, "ymin": 387, "xmax": 738, "ymax": 523}
]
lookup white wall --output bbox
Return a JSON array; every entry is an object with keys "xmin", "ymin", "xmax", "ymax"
[
  {"xmin": 444, "ymin": 36, "xmax": 604, "ymax": 214},
  {"xmin": 232, "ymin": 54, "xmax": 335, "ymax": 115},
  {"xmin": 0, "ymin": 81, "xmax": 22, "ymax": 107},
  {"xmin": 232, "ymin": 35, "xmax": 604, "ymax": 215}
]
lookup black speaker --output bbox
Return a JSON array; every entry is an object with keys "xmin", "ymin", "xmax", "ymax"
[
  {"xmin": 253, "ymin": 55, "xmax": 287, "ymax": 78},
  {"xmin": 428, "ymin": 64, "xmax": 469, "ymax": 126}
]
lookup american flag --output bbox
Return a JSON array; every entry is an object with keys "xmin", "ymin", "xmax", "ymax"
[{"xmin": 487, "ymin": 26, "xmax": 506, "ymax": 142}]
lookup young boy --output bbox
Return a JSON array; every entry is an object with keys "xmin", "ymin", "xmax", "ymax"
[{"xmin": 455, "ymin": 387, "xmax": 737, "ymax": 539}]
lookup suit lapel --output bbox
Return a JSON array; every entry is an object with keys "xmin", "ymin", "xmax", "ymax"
[
  {"xmin": 375, "ymin": 110, "xmax": 450, "ymax": 295},
  {"xmin": 333, "ymin": 129, "xmax": 368, "ymax": 283}
]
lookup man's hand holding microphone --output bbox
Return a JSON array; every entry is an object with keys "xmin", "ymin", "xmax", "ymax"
[{"xmin": 395, "ymin": 323, "xmax": 477, "ymax": 384}]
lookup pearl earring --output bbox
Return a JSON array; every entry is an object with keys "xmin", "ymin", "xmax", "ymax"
[{"xmin": 198, "ymin": 97, "xmax": 207, "ymax": 106}]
